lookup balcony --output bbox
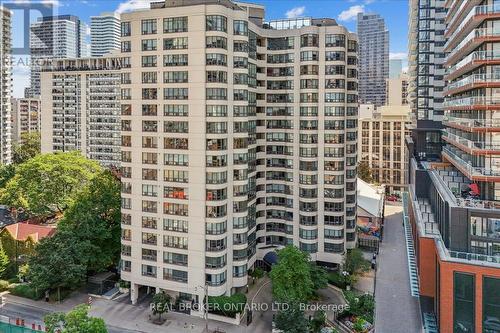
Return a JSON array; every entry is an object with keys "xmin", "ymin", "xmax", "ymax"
[
  {"xmin": 443, "ymin": 116, "xmax": 500, "ymax": 132},
  {"xmin": 443, "ymin": 96, "xmax": 500, "ymax": 111},
  {"xmin": 445, "ymin": 73, "xmax": 500, "ymax": 96},
  {"xmin": 442, "ymin": 146, "xmax": 500, "ymax": 181},
  {"xmin": 446, "ymin": 51, "xmax": 500, "ymax": 82},
  {"xmin": 446, "ymin": 28, "xmax": 500, "ymax": 66},
  {"xmin": 445, "ymin": 3, "xmax": 500, "ymax": 44},
  {"xmin": 442, "ymin": 131, "xmax": 500, "ymax": 155}
]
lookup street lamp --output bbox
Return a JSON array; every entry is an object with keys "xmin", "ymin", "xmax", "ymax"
[{"xmin": 196, "ymin": 283, "xmax": 209, "ymax": 333}]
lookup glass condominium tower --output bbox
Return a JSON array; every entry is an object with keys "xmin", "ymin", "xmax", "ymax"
[{"xmin": 118, "ymin": 0, "xmax": 358, "ymax": 313}]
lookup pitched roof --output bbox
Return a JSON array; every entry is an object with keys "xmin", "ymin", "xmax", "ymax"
[{"xmin": 2, "ymin": 222, "xmax": 56, "ymax": 242}]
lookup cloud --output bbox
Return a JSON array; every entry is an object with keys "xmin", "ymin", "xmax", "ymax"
[
  {"xmin": 285, "ymin": 6, "xmax": 305, "ymax": 19},
  {"xmin": 338, "ymin": 5, "xmax": 364, "ymax": 22},
  {"xmin": 115, "ymin": 0, "xmax": 156, "ymax": 14},
  {"xmin": 389, "ymin": 52, "xmax": 408, "ymax": 60},
  {"xmin": 364, "ymin": 0, "xmax": 376, "ymax": 4}
]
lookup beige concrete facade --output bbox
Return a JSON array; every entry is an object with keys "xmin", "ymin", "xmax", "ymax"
[
  {"xmin": 359, "ymin": 105, "xmax": 411, "ymax": 193},
  {"xmin": 385, "ymin": 73, "xmax": 408, "ymax": 106},
  {"xmin": 40, "ymin": 57, "xmax": 122, "ymax": 166},
  {"xmin": 11, "ymin": 97, "xmax": 41, "ymax": 143},
  {"xmin": 0, "ymin": 6, "xmax": 12, "ymax": 164}
]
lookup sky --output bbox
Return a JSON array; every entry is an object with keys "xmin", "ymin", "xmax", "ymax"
[{"xmin": 6, "ymin": 0, "xmax": 409, "ymax": 97}]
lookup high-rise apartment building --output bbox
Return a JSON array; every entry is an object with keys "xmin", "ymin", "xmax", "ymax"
[
  {"xmin": 11, "ymin": 97, "xmax": 41, "ymax": 143},
  {"xmin": 118, "ymin": 0, "xmax": 358, "ymax": 310},
  {"xmin": 407, "ymin": 0, "xmax": 446, "ymax": 159},
  {"xmin": 0, "ymin": 6, "xmax": 12, "ymax": 164},
  {"xmin": 386, "ymin": 73, "xmax": 409, "ymax": 106},
  {"xmin": 407, "ymin": 1, "xmax": 500, "ymax": 332},
  {"xmin": 357, "ymin": 12, "xmax": 389, "ymax": 107},
  {"xmin": 90, "ymin": 12, "xmax": 121, "ymax": 57},
  {"xmin": 29, "ymin": 15, "xmax": 89, "ymax": 97},
  {"xmin": 40, "ymin": 57, "xmax": 121, "ymax": 166}
]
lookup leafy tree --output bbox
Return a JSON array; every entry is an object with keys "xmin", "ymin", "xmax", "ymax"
[
  {"xmin": 270, "ymin": 246, "xmax": 314, "ymax": 303},
  {"xmin": 309, "ymin": 263, "xmax": 328, "ymax": 291},
  {"xmin": 274, "ymin": 303, "xmax": 309, "ymax": 333},
  {"xmin": 358, "ymin": 160, "xmax": 373, "ymax": 183},
  {"xmin": 27, "ymin": 231, "xmax": 86, "ymax": 300},
  {"xmin": 310, "ymin": 310, "xmax": 326, "ymax": 333},
  {"xmin": 344, "ymin": 249, "xmax": 371, "ymax": 275},
  {"xmin": 208, "ymin": 293, "xmax": 246, "ymax": 317},
  {"xmin": 344, "ymin": 291, "xmax": 375, "ymax": 324},
  {"xmin": 12, "ymin": 132, "xmax": 41, "ymax": 164},
  {"xmin": 1, "ymin": 152, "xmax": 101, "ymax": 217},
  {"xmin": 0, "ymin": 244, "xmax": 9, "ymax": 278},
  {"xmin": 58, "ymin": 170, "xmax": 121, "ymax": 272},
  {"xmin": 44, "ymin": 304, "xmax": 107, "ymax": 333},
  {"xmin": 151, "ymin": 292, "xmax": 172, "ymax": 321},
  {"xmin": 0, "ymin": 164, "xmax": 15, "ymax": 189}
]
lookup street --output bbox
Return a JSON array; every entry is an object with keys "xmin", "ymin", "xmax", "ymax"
[{"xmin": 374, "ymin": 204, "xmax": 422, "ymax": 333}]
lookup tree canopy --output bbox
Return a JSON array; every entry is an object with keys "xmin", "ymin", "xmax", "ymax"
[
  {"xmin": 358, "ymin": 160, "xmax": 373, "ymax": 183},
  {"xmin": 0, "ymin": 152, "xmax": 101, "ymax": 216},
  {"xmin": 270, "ymin": 246, "xmax": 314, "ymax": 303},
  {"xmin": 13, "ymin": 132, "xmax": 41, "ymax": 165},
  {"xmin": 44, "ymin": 304, "xmax": 107, "ymax": 333},
  {"xmin": 274, "ymin": 303, "xmax": 309, "ymax": 333}
]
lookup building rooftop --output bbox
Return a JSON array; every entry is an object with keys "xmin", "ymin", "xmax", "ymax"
[{"xmin": 2, "ymin": 222, "xmax": 56, "ymax": 242}]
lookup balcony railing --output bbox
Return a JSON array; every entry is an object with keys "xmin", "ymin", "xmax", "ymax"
[
  {"xmin": 447, "ymin": 73, "xmax": 500, "ymax": 92},
  {"xmin": 447, "ymin": 3, "xmax": 500, "ymax": 45},
  {"xmin": 443, "ymin": 96, "xmax": 500, "ymax": 108},
  {"xmin": 442, "ymin": 131, "xmax": 500, "ymax": 151},
  {"xmin": 448, "ymin": 28, "xmax": 500, "ymax": 60},
  {"xmin": 447, "ymin": 50, "xmax": 500, "ymax": 75},
  {"xmin": 443, "ymin": 146, "xmax": 500, "ymax": 177},
  {"xmin": 443, "ymin": 116, "xmax": 500, "ymax": 129}
]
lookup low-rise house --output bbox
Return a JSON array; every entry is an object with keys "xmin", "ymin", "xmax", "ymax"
[{"xmin": 0, "ymin": 222, "xmax": 56, "ymax": 262}]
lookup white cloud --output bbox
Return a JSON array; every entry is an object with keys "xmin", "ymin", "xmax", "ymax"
[
  {"xmin": 285, "ymin": 6, "xmax": 305, "ymax": 19},
  {"xmin": 12, "ymin": 0, "xmax": 60, "ymax": 7},
  {"xmin": 115, "ymin": 0, "xmax": 156, "ymax": 14},
  {"xmin": 364, "ymin": 0, "xmax": 376, "ymax": 4},
  {"xmin": 389, "ymin": 52, "xmax": 408, "ymax": 60},
  {"xmin": 338, "ymin": 5, "xmax": 364, "ymax": 22}
]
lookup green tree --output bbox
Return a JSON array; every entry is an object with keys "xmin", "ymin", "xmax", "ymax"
[
  {"xmin": 274, "ymin": 303, "xmax": 309, "ymax": 333},
  {"xmin": 12, "ymin": 132, "xmax": 41, "ymax": 164},
  {"xmin": 0, "ymin": 164, "xmax": 15, "ymax": 190},
  {"xmin": 151, "ymin": 292, "xmax": 172, "ymax": 321},
  {"xmin": 309, "ymin": 263, "xmax": 328, "ymax": 291},
  {"xmin": 1, "ymin": 152, "xmax": 101, "ymax": 217},
  {"xmin": 44, "ymin": 304, "xmax": 107, "ymax": 333},
  {"xmin": 58, "ymin": 170, "xmax": 121, "ymax": 272},
  {"xmin": 358, "ymin": 160, "xmax": 373, "ymax": 183},
  {"xmin": 0, "ymin": 244, "xmax": 9, "ymax": 278},
  {"xmin": 270, "ymin": 246, "xmax": 314, "ymax": 303},
  {"xmin": 344, "ymin": 249, "xmax": 371, "ymax": 275},
  {"xmin": 27, "ymin": 231, "xmax": 86, "ymax": 300}
]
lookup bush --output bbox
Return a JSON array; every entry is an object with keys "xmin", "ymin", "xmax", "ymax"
[
  {"xmin": 249, "ymin": 267, "xmax": 264, "ymax": 279},
  {"xmin": 342, "ymin": 291, "xmax": 375, "ymax": 324},
  {"xmin": 327, "ymin": 272, "xmax": 347, "ymax": 289},
  {"xmin": 9, "ymin": 284, "xmax": 42, "ymax": 300},
  {"xmin": 0, "ymin": 280, "xmax": 10, "ymax": 291},
  {"xmin": 208, "ymin": 293, "xmax": 246, "ymax": 318}
]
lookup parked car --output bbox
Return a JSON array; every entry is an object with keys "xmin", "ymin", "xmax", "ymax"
[{"xmin": 386, "ymin": 195, "xmax": 398, "ymax": 202}]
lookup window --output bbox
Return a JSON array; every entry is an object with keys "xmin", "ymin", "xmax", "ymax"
[
  {"xmin": 142, "ymin": 105, "xmax": 157, "ymax": 116},
  {"xmin": 325, "ymin": 34, "xmax": 345, "ymax": 47},
  {"xmin": 206, "ymin": 71, "xmax": 227, "ymax": 83},
  {"xmin": 164, "ymin": 235, "xmax": 188, "ymax": 249},
  {"xmin": 206, "ymin": 15, "xmax": 227, "ymax": 32},
  {"xmin": 268, "ymin": 37, "xmax": 294, "ymax": 50},
  {"xmin": 164, "ymin": 54, "xmax": 188, "ymax": 67},
  {"xmin": 142, "ymin": 55, "xmax": 157, "ymax": 67},
  {"xmin": 142, "ymin": 88, "xmax": 157, "ymax": 100},
  {"xmin": 206, "ymin": 36, "xmax": 227, "ymax": 49},
  {"xmin": 206, "ymin": 88, "xmax": 227, "ymax": 100},
  {"xmin": 164, "ymin": 37, "xmax": 188, "ymax": 50},
  {"xmin": 300, "ymin": 34, "xmax": 318, "ymax": 47},
  {"xmin": 325, "ymin": 92, "xmax": 345, "ymax": 103},
  {"xmin": 164, "ymin": 153, "xmax": 188, "ymax": 166},
  {"xmin": 164, "ymin": 170, "xmax": 188, "ymax": 182},
  {"xmin": 121, "ymin": 22, "xmax": 131, "ymax": 37},
  {"xmin": 164, "ymin": 71, "xmax": 188, "ymax": 83},
  {"xmin": 164, "ymin": 121, "xmax": 188, "ymax": 133},
  {"xmin": 483, "ymin": 277, "xmax": 500, "ymax": 331},
  {"xmin": 164, "ymin": 252, "xmax": 188, "ymax": 266},
  {"xmin": 300, "ymin": 51, "xmax": 318, "ymax": 61},
  {"xmin": 233, "ymin": 20, "xmax": 248, "ymax": 36},
  {"xmin": 121, "ymin": 41, "xmax": 131, "ymax": 52},
  {"xmin": 163, "ymin": 17, "xmax": 187, "ymax": 33},
  {"xmin": 233, "ymin": 56, "xmax": 248, "ymax": 68},
  {"xmin": 142, "ymin": 72, "xmax": 157, "ymax": 84},
  {"xmin": 454, "ymin": 272, "xmax": 475, "ymax": 333},
  {"xmin": 206, "ymin": 105, "xmax": 227, "ymax": 117},
  {"xmin": 164, "ymin": 218, "xmax": 188, "ymax": 232},
  {"xmin": 325, "ymin": 65, "xmax": 345, "ymax": 75},
  {"xmin": 142, "ymin": 39, "xmax": 157, "ymax": 51},
  {"xmin": 164, "ymin": 88, "xmax": 188, "ymax": 100},
  {"xmin": 164, "ymin": 104, "xmax": 188, "ymax": 116},
  {"xmin": 325, "ymin": 51, "xmax": 345, "ymax": 61},
  {"xmin": 141, "ymin": 19, "xmax": 157, "ymax": 35},
  {"xmin": 206, "ymin": 53, "xmax": 227, "ymax": 66}
]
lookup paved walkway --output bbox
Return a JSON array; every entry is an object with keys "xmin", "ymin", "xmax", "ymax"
[{"xmin": 374, "ymin": 205, "xmax": 422, "ymax": 333}]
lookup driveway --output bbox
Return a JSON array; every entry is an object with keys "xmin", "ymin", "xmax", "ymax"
[{"xmin": 374, "ymin": 205, "xmax": 422, "ymax": 333}]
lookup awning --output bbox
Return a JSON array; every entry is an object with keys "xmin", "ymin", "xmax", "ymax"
[
  {"xmin": 263, "ymin": 251, "xmax": 278, "ymax": 266},
  {"xmin": 469, "ymin": 183, "xmax": 480, "ymax": 195}
]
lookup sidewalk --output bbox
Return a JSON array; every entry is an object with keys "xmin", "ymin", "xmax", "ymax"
[{"xmin": 3, "ymin": 292, "xmax": 246, "ymax": 333}]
